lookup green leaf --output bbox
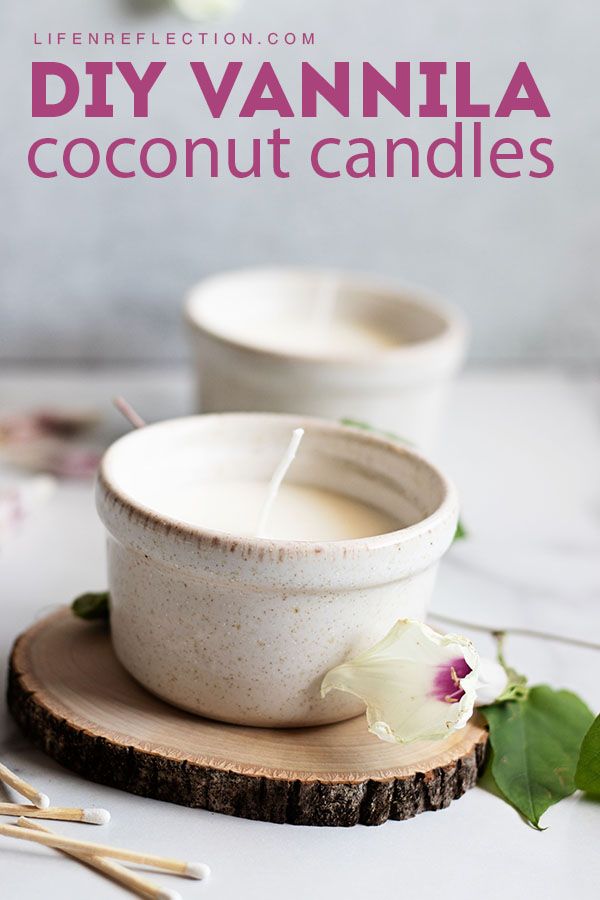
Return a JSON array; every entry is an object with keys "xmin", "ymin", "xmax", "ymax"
[
  {"xmin": 482, "ymin": 685, "xmax": 594, "ymax": 828},
  {"xmin": 453, "ymin": 520, "xmax": 467, "ymax": 541},
  {"xmin": 340, "ymin": 417, "xmax": 467, "ymax": 542},
  {"xmin": 575, "ymin": 713, "xmax": 600, "ymax": 796},
  {"xmin": 340, "ymin": 418, "xmax": 411, "ymax": 444},
  {"xmin": 72, "ymin": 591, "xmax": 110, "ymax": 621}
]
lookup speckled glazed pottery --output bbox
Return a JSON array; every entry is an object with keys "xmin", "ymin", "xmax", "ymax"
[
  {"xmin": 185, "ymin": 268, "xmax": 468, "ymax": 450},
  {"xmin": 96, "ymin": 414, "xmax": 459, "ymax": 727}
]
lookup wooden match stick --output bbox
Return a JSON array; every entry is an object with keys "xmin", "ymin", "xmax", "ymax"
[
  {"xmin": 0, "ymin": 803, "xmax": 110, "ymax": 824},
  {"xmin": 1, "ymin": 819, "xmax": 210, "ymax": 880},
  {"xmin": 0, "ymin": 762, "xmax": 49, "ymax": 809},
  {"xmin": 16, "ymin": 819, "xmax": 181, "ymax": 900},
  {"xmin": 113, "ymin": 396, "xmax": 146, "ymax": 429}
]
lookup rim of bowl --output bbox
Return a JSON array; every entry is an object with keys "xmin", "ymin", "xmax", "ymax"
[
  {"xmin": 97, "ymin": 413, "xmax": 458, "ymax": 558},
  {"xmin": 184, "ymin": 266, "xmax": 468, "ymax": 367}
]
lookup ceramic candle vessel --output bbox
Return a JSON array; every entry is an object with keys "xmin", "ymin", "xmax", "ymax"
[
  {"xmin": 96, "ymin": 414, "xmax": 459, "ymax": 727},
  {"xmin": 185, "ymin": 268, "xmax": 468, "ymax": 450}
]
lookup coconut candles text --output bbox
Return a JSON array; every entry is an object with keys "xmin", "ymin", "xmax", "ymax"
[{"xmin": 29, "ymin": 60, "xmax": 553, "ymax": 180}]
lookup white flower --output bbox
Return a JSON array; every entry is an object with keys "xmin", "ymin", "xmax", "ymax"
[
  {"xmin": 321, "ymin": 619, "xmax": 481, "ymax": 744},
  {"xmin": 474, "ymin": 656, "xmax": 509, "ymax": 706},
  {"xmin": 170, "ymin": 0, "xmax": 240, "ymax": 20}
]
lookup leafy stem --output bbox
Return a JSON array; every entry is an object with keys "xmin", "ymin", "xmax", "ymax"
[
  {"xmin": 429, "ymin": 612, "xmax": 600, "ymax": 652},
  {"xmin": 492, "ymin": 631, "xmax": 529, "ymax": 703}
]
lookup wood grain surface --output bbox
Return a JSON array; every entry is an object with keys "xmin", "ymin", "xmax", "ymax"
[{"xmin": 7, "ymin": 609, "xmax": 487, "ymax": 826}]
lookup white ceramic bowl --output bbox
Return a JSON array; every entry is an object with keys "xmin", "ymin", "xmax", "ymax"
[
  {"xmin": 96, "ymin": 413, "xmax": 459, "ymax": 727},
  {"xmin": 185, "ymin": 268, "xmax": 468, "ymax": 450}
]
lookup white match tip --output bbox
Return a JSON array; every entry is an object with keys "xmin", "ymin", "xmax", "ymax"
[
  {"xmin": 34, "ymin": 793, "xmax": 50, "ymax": 810},
  {"xmin": 157, "ymin": 890, "xmax": 183, "ymax": 900},
  {"xmin": 185, "ymin": 862, "xmax": 211, "ymax": 880},
  {"xmin": 82, "ymin": 807, "xmax": 111, "ymax": 825}
]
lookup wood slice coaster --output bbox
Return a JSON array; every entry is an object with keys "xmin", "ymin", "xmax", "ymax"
[{"xmin": 8, "ymin": 609, "xmax": 488, "ymax": 827}]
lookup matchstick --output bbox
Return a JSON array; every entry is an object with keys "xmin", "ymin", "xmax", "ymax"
[
  {"xmin": 15, "ymin": 819, "xmax": 181, "ymax": 900},
  {"xmin": 113, "ymin": 396, "xmax": 146, "ymax": 429},
  {"xmin": 0, "ymin": 803, "xmax": 110, "ymax": 824},
  {"xmin": 0, "ymin": 762, "xmax": 49, "ymax": 809},
  {"xmin": 2, "ymin": 819, "xmax": 210, "ymax": 881}
]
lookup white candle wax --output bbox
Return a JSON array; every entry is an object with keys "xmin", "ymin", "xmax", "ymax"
[
  {"xmin": 145, "ymin": 480, "xmax": 399, "ymax": 541},
  {"xmin": 195, "ymin": 273, "xmax": 400, "ymax": 358},
  {"xmin": 212, "ymin": 314, "xmax": 398, "ymax": 357}
]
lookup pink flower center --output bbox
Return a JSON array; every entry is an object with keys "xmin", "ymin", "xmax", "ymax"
[{"xmin": 431, "ymin": 657, "xmax": 472, "ymax": 704}]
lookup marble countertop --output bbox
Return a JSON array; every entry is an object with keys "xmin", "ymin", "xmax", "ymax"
[{"xmin": 1, "ymin": 366, "xmax": 599, "ymax": 899}]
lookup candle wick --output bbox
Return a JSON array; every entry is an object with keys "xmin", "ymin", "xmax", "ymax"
[
  {"xmin": 113, "ymin": 396, "xmax": 146, "ymax": 430},
  {"xmin": 256, "ymin": 428, "xmax": 305, "ymax": 538}
]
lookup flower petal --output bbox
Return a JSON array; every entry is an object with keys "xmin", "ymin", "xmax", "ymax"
[
  {"xmin": 321, "ymin": 619, "xmax": 480, "ymax": 744},
  {"xmin": 474, "ymin": 656, "xmax": 509, "ymax": 706}
]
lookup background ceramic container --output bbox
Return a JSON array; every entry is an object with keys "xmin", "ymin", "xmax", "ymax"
[
  {"xmin": 185, "ymin": 268, "xmax": 468, "ymax": 450},
  {"xmin": 96, "ymin": 413, "xmax": 459, "ymax": 727}
]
